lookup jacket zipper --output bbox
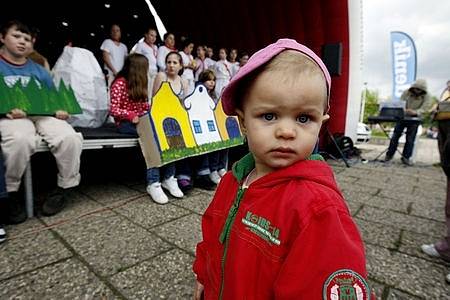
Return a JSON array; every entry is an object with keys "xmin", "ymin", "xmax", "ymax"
[{"xmin": 218, "ymin": 186, "xmax": 246, "ymax": 300}]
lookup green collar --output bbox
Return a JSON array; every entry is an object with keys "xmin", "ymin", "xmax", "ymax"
[{"xmin": 232, "ymin": 152, "xmax": 324, "ymax": 182}]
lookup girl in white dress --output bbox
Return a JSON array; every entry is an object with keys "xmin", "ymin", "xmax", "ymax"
[
  {"xmin": 179, "ymin": 39, "xmax": 196, "ymax": 95},
  {"xmin": 213, "ymin": 48, "xmax": 232, "ymax": 98},
  {"xmin": 228, "ymin": 48, "xmax": 240, "ymax": 77}
]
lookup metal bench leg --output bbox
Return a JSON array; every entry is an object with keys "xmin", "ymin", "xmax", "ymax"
[{"xmin": 24, "ymin": 161, "xmax": 34, "ymax": 218}]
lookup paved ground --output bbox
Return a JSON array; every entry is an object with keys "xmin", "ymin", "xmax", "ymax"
[{"xmin": 1, "ymin": 137, "xmax": 449, "ymax": 299}]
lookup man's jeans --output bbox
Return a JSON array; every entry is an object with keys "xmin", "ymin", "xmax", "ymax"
[{"xmin": 386, "ymin": 120, "xmax": 419, "ymax": 159}]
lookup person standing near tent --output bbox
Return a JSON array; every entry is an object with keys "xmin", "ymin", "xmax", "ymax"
[
  {"xmin": 384, "ymin": 79, "xmax": 429, "ymax": 166},
  {"xmin": 133, "ymin": 27, "xmax": 158, "ymax": 96},
  {"xmin": 100, "ymin": 24, "xmax": 128, "ymax": 87}
]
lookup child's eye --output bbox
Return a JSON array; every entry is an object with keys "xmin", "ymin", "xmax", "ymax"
[
  {"xmin": 297, "ymin": 115, "xmax": 310, "ymax": 123},
  {"xmin": 262, "ymin": 113, "xmax": 275, "ymax": 121}
]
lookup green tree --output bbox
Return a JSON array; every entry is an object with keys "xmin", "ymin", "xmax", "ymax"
[
  {"xmin": 25, "ymin": 77, "xmax": 45, "ymax": 114},
  {"xmin": 11, "ymin": 81, "xmax": 32, "ymax": 112},
  {"xmin": 362, "ymin": 89, "xmax": 379, "ymax": 123},
  {"xmin": 421, "ymin": 95, "xmax": 439, "ymax": 128},
  {"xmin": 57, "ymin": 80, "xmax": 82, "ymax": 114},
  {"xmin": 0, "ymin": 76, "xmax": 14, "ymax": 113}
]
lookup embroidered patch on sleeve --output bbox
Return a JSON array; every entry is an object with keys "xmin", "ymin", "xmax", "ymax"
[{"xmin": 323, "ymin": 269, "xmax": 370, "ymax": 300}]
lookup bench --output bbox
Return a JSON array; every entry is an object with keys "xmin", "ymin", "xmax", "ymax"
[{"xmin": 24, "ymin": 125, "xmax": 139, "ymax": 218}]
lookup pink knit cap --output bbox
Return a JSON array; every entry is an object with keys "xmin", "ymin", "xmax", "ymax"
[{"xmin": 221, "ymin": 38, "xmax": 331, "ymax": 115}]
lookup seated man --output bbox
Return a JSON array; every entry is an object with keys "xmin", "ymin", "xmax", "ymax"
[{"xmin": 0, "ymin": 20, "xmax": 83, "ymax": 223}]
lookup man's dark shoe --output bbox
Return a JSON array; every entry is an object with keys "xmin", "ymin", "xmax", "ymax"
[
  {"xmin": 401, "ymin": 157, "xmax": 414, "ymax": 166},
  {"xmin": 41, "ymin": 187, "xmax": 68, "ymax": 216},
  {"xmin": 195, "ymin": 175, "xmax": 216, "ymax": 191},
  {"xmin": 384, "ymin": 154, "xmax": 393, "ymax": 162},
  {"xmin": 6, "ymin": 191, "xmax": 27, "ymax": 224}
]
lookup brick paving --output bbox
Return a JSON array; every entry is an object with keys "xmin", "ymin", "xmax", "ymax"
[{"xmin": 0, "ymin": 137, "xmax": 448, "ymax": 299}]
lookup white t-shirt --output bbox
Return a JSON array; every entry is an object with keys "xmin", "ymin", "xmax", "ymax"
[
  {"xmin": 179, "ymin": 51, "xmax": 194, "ymax": 81},
  {"xmin": 100, "ymin": 39, "xmax": 128, "ymax": 76},
  {"xmin": 134, "ymin": 41, "xmax": 158, "ymax": 73},
  {"xmin": 194, "ymin": 57, "xmax": 215, "ymax": 81},
  {"xmin": 230, "ymin": 61, "xmax": 240, "ymax": 77},
  {"xmin": 214, "ymin": 60, "xmax": 232, "ymax": 80}
]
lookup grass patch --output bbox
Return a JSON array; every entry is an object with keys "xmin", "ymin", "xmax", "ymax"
[
  {"xmin": 161, "ymin": 138, "xmax": 243, "ymax": 163},
  {"xmin": 371, "ymin": 129, "xmax": 389, "ymax": 138}
]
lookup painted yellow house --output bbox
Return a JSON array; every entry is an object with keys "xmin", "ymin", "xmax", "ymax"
[
  {"xmin": 150, "ymin": 82, "xmax": 196, "ymax": 151},
  {"xmin": 214, "ymin": 98, "xmax": 242, "ymax": 140}
]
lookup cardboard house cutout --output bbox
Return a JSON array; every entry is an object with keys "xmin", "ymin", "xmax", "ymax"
[
  {"xmin": 0, "ymin": 74, "xmax": 82, "ymax": 115},
  {"xmin": 137, "ymin": 83, "xmax": 243, "ymax": 168}
]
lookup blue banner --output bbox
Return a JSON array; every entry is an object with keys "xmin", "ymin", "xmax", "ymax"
[{"xmin": 390, "ymin": 31, "xmax": 417, "ymax": 101}]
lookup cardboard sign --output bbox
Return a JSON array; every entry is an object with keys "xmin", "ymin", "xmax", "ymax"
[
  {"xmin": 0, "ymin": 74, "xmax": 82, "ymax": 115},
  {"xmin": 137, "ymin": 83, "xmax": 243, "ymax": 168}
]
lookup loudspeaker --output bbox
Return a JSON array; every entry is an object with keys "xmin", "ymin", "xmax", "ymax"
[{"xmin": 322, "ymin": 43, "xmax": 342, "ymax": 76}]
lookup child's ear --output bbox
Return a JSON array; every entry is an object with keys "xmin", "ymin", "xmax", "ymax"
[
  {"xmin": 235, "ymin": 109, "xmax": 247, "ymax": 134},
  {"xmin": 321, "ymin": 113, "xmax": 330, "ymax": 124}
]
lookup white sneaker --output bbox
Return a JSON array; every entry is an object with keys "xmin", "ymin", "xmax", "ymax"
[
  {"xmin": 446, "ymin": 273, "xmax": 450, "ymax": 283},
  {"xmin": 421, "ymin": 244, "xmax": 441, "ymax": 258},
  {"xmin": 0, "ymin": 225, "xmax": 6, "ymax": 243},
  {"xmin": 147, "ymin": 183, "xmax": 169, "ymax": 204},
  {"xmin": 218, "ymin": 168, "xmax": 227, "ymax": 177},
  {"xmin": 162, "ymin": 176, "xmax": 184, "ymax": 198},
  {"xmin": 209, "ymin": 171, "xmax": 221, "ymax": 184}
]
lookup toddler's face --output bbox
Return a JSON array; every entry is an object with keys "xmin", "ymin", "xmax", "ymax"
[{"xmin": 236, "ymin": 71, "xmax": 328, "ymax": 177}]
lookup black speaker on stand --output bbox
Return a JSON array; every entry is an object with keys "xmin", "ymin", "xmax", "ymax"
[
  {"xmin": 322, "ymin": 43, "xmax": 342, "ymax": 76},
  {"xmin": 320, "ymin": 42, "xmax": 350, "ymax": 167}
]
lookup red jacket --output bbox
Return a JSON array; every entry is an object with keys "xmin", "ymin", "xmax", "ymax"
[{"xmin": 193, "ymin": 154, "xmax": 372, "ymax": 299}]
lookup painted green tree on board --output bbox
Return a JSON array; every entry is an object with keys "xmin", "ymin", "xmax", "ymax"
[{"xmin": 0, "ymin": 75, "xmax": 82, "ymax": 115}]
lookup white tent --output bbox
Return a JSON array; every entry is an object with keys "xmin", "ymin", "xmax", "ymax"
[{"xmin": 52, "ymin": 46, "xmax": 109, "ymax": 128}]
